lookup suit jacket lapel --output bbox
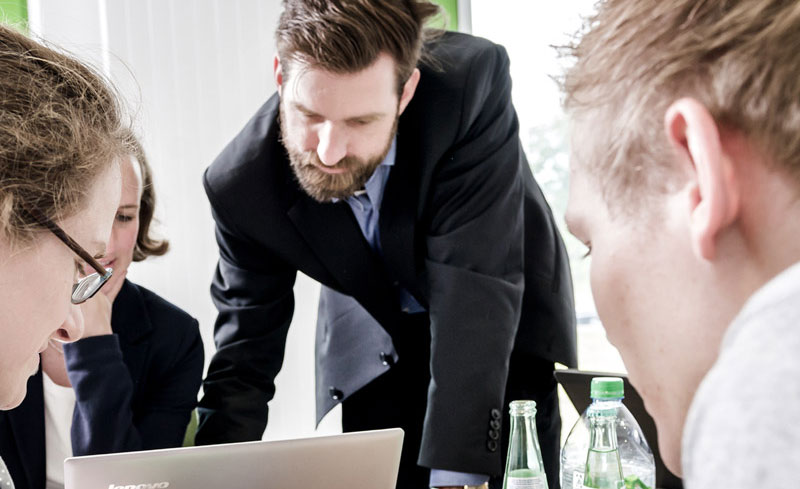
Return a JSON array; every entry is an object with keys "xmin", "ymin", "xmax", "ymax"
[
  {"xmin": 287, "ymin": 196, "xmax": 402, "ymax": 336},
  {"xmin": 379, "ymin": 124, "xmax": 423, "ymax": 302},
  {"xmin": 6, "ymin": 371, "xmax": 46, "ymax": 489}
]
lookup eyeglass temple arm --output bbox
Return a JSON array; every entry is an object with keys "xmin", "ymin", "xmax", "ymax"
[{"xmin": 21, "ymin": 204, "xmax": 108, "ymax": 276}]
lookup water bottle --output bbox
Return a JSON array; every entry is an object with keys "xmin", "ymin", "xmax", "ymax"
[
  {"xmin": 502, "ymin": 400, "xmax": 549, "ymax": 489},
  {"xmin": 560, "ymin": 377, "xmax": 655, "ymax": 489}
]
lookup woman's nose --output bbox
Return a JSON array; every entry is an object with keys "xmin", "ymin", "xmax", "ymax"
[{"xmin": 52, "ymin": 303, "xmax": 85, "ymax": 344}]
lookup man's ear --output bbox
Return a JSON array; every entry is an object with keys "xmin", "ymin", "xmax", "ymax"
[
  {"xmin": 665, "ymin": 98, "xmax": 740, "ymax": 261},
  {"xmin": 274, "ymin": 55, "xmax": 284, "ymax": 96},
  {"xmin": 398, "ymin": 68, "xmax": 420, "ymax": 116}
]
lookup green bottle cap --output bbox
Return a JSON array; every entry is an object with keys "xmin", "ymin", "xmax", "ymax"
[{"xmin": 590, "ymin": 377, "xmax": 624, "ymax": 399}]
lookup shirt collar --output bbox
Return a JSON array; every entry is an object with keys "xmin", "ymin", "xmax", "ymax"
[{"xmin": 362, "ymin": 136, "xmax": 396, "ymax": 210}]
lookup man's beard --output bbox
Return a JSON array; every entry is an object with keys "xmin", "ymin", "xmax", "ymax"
[{"xmin": 280, "ymin": 105, "xmax": 398, "ymax": 202}]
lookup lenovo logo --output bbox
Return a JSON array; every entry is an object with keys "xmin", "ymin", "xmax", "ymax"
[{"xmin": 107, "ymin": 483, "xmax": 170, "ymax": 489}]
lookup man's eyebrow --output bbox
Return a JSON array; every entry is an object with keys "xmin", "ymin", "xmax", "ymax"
[
  {"xmin": 345, "ymin": 113, "xmax": 385, "ymax": 123},
  {"xmin": 292, "ymin": 102, "xmax": 319, "ymax": 116},
  {"xmin": 292, "ymin": 102, "xmax": 385, "ymax": 122},
  {"xmin": 118, "ymin": 204, "xmax": 139, "ymax": 210}
]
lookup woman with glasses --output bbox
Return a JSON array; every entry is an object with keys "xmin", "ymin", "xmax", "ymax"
[
  {"xmin": 0, "ymin": 133, "xmax": 205, "ymax": 489},
  {"xmin": 0, "ymin": 25, "xmax": 129, "ymax": 489}
]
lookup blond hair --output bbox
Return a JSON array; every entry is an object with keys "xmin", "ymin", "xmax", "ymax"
[
  {"xmin": 561, "ymin": 0, "xmax": 800, "ymax": 209},
  {"xmin": 0, "ymin": 25, "xmax": 129, "ymax": 247}
]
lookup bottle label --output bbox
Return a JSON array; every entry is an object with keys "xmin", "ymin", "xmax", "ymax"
[
  {"xmin": 507, "ymin": 476, "xmax": 546, "ymax": 489},
  {"xmin": 572, "ymin": 471, "xmax": 584, "ymax": 489},
  {"xmin": 582, "ymin": 483, "xmax": 624, "ymax": 489}
]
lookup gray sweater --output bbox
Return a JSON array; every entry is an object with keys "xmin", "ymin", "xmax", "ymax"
[
  {"xmin": 683, "ymin": 261, "xmax": 800, "ymax": 488},
  {"xmin": 0, "ymin": 456, "xmax": 15, "ymax": 489}
]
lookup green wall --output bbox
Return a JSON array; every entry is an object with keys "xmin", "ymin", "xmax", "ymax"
[
  {"xmin": 0, "ymin": 1, "xmax": 453, "ymax": 33},
  {"xmin": 0, "ymin": 0, "xmax": 27, "ymax": 31},
  {"xmin": 432, "ymin": 0, "xmax": 459, "ymax": 31}
]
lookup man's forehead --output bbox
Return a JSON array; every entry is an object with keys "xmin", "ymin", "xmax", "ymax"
[{"xmin": 283, "ymin": 56, "xmax": 398, "ymax": 109}]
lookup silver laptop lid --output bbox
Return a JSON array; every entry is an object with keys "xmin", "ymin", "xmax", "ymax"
[{"xmin": 64, "ymin": 428, "xmax": 403, "ymax": 489}]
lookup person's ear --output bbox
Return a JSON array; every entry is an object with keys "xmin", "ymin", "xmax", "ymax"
[
  {"xmin": 398, "ymin": 68, "xmax": 420, "ymax": 116},
  {"xmin": 274, "ymin": 55, "xmax": 284, "ymax": 96},
  {"xmin": 665, "ymin": 98, "xmax": 740, "ymax": 261}
]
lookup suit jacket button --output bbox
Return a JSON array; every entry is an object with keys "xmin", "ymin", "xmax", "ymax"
[
  {"xmin": 379, "ymin": 351, "xmax": 395, "ymax": 367},
  {"xmin": 487, "ymin": 440, "xmax": 499, "ymax": 452},
  {"xmin": 491, "ymin": 408, "xmax": 501, "ymax": 420},
  {"xmin": 488, "ymin": 429, "xmax": 499, "ymax": 440},
  {"xmin": 490, "ymin": 419, "xmax": 501, "ymax": 430},
  {"xmin": 329, "ymin": 387, "xmax": 344, "ymax": 401}
]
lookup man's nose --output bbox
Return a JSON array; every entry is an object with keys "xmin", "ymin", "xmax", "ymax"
[{"xmin": 316, "ymin": 122, "xmax": 346, "ymax": 167}]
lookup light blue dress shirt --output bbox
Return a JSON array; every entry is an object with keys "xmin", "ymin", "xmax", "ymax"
[
  {"xmin": 341, "ymin": 137, "xmax": 489, "ymax": 487},
  {"xmin": 343, "ymin": 137, "xmax": 424, "ymax": 314}
]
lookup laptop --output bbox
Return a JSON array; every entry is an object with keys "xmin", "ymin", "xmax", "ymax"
[
  {"xmin": 64, "ymin": 428, "xmax": 403, "ymax": 489},
  {"xmin": 555, "ymin": 369, "xmax": 683, "ymax": 489}
]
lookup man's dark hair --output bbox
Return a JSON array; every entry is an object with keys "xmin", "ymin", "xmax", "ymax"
[{"xmin": 276, "ymin": 0, "xmax": 441, "ymax": 94}]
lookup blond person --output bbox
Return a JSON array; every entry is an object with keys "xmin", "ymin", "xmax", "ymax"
[
  {"xmin": 0, "ymin": 25, "xmax": 129, "ymax": 489},
  {"xmin": 0, "ymin": 134, "xmax": 204, "ymax": 489},
  {"xmin": 562, "ymin": 1, "xmax": 800, "ymax": 487}
]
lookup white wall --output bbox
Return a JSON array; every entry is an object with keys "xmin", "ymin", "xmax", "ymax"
[{"xmin": 28, "ymin": 0, "xmax": 341, "ymax": 440}]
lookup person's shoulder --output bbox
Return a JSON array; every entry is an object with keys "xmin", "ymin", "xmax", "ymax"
[
  {"xmin": 422, "ymin": 31, "xmax": 509, "ymax": 82},
  {"xmin": 682, "ymin": 299, "xmax": 800, "ymax": 485},
  {"xmin": 425, "ymin": 31, "xmax": 505, "ymax": 61},
  {"xmin": 204, "ymin": 93, "xmax": 286, "ymax": 202},
  {"xmin": 413, "ymin": 31, "xmax": 512, "ymax": 123},
  {"xmin": 127, "ymin": 281, "xmax": 199, "ymax": 333},
  {"xmin": 203, "ymin": 93, "xmax": 297, "ymax": 231}
]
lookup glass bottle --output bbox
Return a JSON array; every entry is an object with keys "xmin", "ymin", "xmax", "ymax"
[
  {"xmin": 502, "ymin": 400, "xmax": 548, "ymax": 489},
  {"xmin": 582, "ymin": 378, "xmax": 624, "ymax": 489}
]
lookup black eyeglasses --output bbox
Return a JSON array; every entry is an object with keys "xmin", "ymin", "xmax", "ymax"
[{"xmin": 23, "ymin": 204, "xmax": 113, "ymax": 304}]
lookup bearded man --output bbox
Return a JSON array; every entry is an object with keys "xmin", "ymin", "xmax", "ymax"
[{"xmin": 197, "ymin": 1, "xmax": 576, "ymax": 488}]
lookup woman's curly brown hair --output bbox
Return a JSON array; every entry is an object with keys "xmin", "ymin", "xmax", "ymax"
[{"xmin": 122, "ymin": 130, "xmax": 169, "ymax": 261}]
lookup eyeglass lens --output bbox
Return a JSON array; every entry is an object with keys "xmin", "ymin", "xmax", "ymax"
[{"xmin": 71, "ymin": 270, "xmax": 111, "ymax": 304}]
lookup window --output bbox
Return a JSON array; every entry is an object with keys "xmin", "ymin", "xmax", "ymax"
[{"xmin": 470, "ymin": 0, "xmax": 625, "ymax": 437}]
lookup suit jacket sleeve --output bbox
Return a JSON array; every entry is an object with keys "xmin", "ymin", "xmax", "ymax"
[
  {"xmin": 195, "ymin": 176, "xmax": 297, "ymax": 444},
  {"xmin": 417, "ymin": 41, "xmax": 525, "ymax": 476},
  {"xmin": 64, "ymin": 323, "xmax": 204, "ymax": 455}
]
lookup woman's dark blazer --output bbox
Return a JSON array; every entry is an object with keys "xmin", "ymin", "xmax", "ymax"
[{"xmin": 0, "ymin": 279, "xmax": 204, "ymax": 489}]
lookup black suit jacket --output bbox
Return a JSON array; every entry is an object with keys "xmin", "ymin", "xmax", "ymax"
[
  {"xmin": 0, "ymin": 280, "xmax": 204, "ymax": 489},
  {"xmin": 198, "ymin": 32, "xmax": 576, "ymax": 475}
]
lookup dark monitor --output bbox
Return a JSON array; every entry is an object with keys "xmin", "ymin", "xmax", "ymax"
[{"xmin": 555, "ymin": 369, "xmax": 683, "ymax": 489}]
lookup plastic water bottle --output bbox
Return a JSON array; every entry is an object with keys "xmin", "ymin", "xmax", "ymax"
[
  {"xmin": 560, "ymin": 377, "xmax": 655, "ymax": 489},
  {"xmin": 502, "ymin": 400, "xmax": 549, "ymax": 489}
]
